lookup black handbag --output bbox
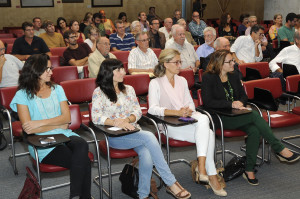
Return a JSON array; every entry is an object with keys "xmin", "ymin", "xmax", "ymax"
[
  {"xmin": 119, "ymin": 163, "xmax": 139, "ymax": 199},
  {"xmin": 222, "ymin": 156, "xmax": 246, "ymax": 182}
]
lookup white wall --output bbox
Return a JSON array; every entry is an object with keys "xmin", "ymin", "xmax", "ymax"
[{"xmin": 264, "ymin": 0, "xmax": 300, "ymax": 20}]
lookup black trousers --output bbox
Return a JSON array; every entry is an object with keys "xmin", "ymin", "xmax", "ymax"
[{"xmin": 42, "ymin": 136, "xmax": 91, "ymax": 199}]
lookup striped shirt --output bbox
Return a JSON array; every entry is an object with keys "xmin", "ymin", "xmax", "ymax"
[
  {"xmin": 128, "ymin": 47, "xmax": 158, "ymax": 69},
  {"xmin": 109, "ymin": 33, "xmax": 135, "ymax": 51}
]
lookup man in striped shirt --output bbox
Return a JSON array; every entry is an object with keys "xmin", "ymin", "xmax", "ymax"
[
  {"xmin": 109, "ymin": 20, "xmax": 136, "ymax": 51},
  {"xmin": 128, "ymin": 32, "xmax": 158, "ymax": 76}
]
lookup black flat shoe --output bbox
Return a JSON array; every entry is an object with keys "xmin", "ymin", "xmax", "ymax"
[
  {"xmin": 276, "ymin": 152, "xmax": 300, "ymax": 163},
  {"xmin": 243, "ymin": 172, "xmax": 259, "ymax": 186}
]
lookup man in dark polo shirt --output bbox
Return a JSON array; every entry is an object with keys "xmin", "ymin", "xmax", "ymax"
[
  {"xmin": 148, "ymin": 18, "xmax": 166, "ymax": 49},
  {"xmin": 12, "ymin": 22, "xmax": 51, "ymax": 61},
  {"xmin": 63, "ymin": 30, "xmax": 92, "ymax": 66}
]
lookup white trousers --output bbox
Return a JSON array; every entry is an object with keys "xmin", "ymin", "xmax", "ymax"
[{"xmin": 164, "ymin": 112, "xmax": 217, "ymax": 175}]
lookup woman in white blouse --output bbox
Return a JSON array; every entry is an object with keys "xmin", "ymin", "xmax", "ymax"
[
  {"xmin": 91, "ymin": 58, "xmax": 191, "ymax": 199},
  {"xmin": 148, "ymin": 49, "xmax": 227, "ymax": 197}
]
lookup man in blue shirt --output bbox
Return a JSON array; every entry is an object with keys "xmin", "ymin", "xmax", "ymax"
[
  {"xmin": 188, "ymin": 11, "xmax": 207, "ymax": 45},
  {"xmin": 196, "ymin": 27, "xmax": 216, "ymax": 59},
  {"xmin": 109, "ymin": 20, "xmax": 136, "ymax": 51}
]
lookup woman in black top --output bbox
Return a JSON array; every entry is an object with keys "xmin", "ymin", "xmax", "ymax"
[
  {"xmin": 202, "ymin": 50, "xmax": 299, "ymax": 186},
  {"xmin": 218, "ymin": 13, "xmax": 235, "ymax": 41}
]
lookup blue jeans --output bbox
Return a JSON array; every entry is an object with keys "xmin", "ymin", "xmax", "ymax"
[{"xmin": 108, "ymin": 130, "xmax": 176, "ymax": 199}]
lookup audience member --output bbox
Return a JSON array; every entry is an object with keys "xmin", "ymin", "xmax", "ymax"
[
  {"xmin": 278, "ymin": 12, "xmax": 298, "ymax": 46},
  {"xmin": 92, "ymin": 58, "xmax": 191, "ymax": 199},
  {"xmin": 70, "ymin": 20, "xmax": 86, "ymax": 44},
  {"xmin": 110, "ymin": 20, "xmax": 136, "ymax": 51},
  {"xmin": 0, "ymin": 40, "xmax": 24, "ymax": 87},
  {"xmin": 269, "ymin": 31, "xmax": 300, "ymax": 90},
  {"xmin": 188, "ymin": 11, "xmax": 207, "ymax": 45},
  {"xmin": 79, "ymin": 12, "xmax": 93, "ymax": 33},
  {"xmin": 130, "ymin": 20, "xmax": 142, "ymax": 38},
  {"xmin": 12, "ymin": 22, "xmax": 51, "ymax": 61},
  {"xmin": 128, "ymin": 32, "xmax": 158, "ymax": 76},
  {"xmin": 269, "ymin": 14, "xmax": 283, "ymax": 40},
  {"xmin": 202, "ymin": 50, "xmax": 299, "ymax": 186},
  {"xmin": 238, "ymin": 13, "xmax": 250, "ymax": 36},
  {"xmin": 166, "ymin": 24, "xmax": 199, "ymax": 71},
  {"xmin": 99, "ymin": 10, "xmax": 116, "ymax": 34},
  {"xmin": 88, "ymin": 37, "xmax": 116, "ymax": 78},
  {"xmin": 147, "ymin": 7, "xmax": 163, "ymax": 23},
  {"xmin": 148, "ymin": 18, "xmax": 166, "ymax": 49},
  {"xmin": 39, "ymin": 20, "xmax": 66, "ymax": 48},
  {"xmin": 118, "ymin": 12, "xmax": 131, "ymax": 33},
  {"xmin": 159, "ymin": 18, "xmax": 173, "ymax": 41},
  {"xmin": 196, "ymin": 27, "xmax": 216, "ymax": 58},
  {"xmin": 295, "ymin": 14, "xmax": 300, "ymax": 32},
  {"xmin": 32, "ymin": 17, "xmax": 45, "ymax": 36},
  {"xmin": 84, "ymin": 13, "xmax": 105, "ymax": 38},
  {"xmin": 63, "ymin": 30, "xmax": 91, "ymax": 66},
  {"xmin": 173, "ymin": 10, "xmax": 182, "ymax": 25},
  {"xmin": 148, "ymin": 48, "xmax": 227, "ymax": 197},
  {"xmin": 230, "ymin": 24, "xmax": 264, "ymax": 64},
  {"xmin": 56, "ymin": 17, "xmax": 69, "ymax": 35},
  {"xmin": 10, "ymin": 54, "xmax": 92, "ymax": 199},
  {"xmin": 218, "ymin": 13, "xmax": 236, "ymax": 40},
  {"xmin": 84, "ymin": 27, "xmax": 100, "ymax": 52},
  {"xmin": 138, "ymin": 11, "xmax": 150, "ymax": 32},
  {"xmin": 177, "ymin": 19, "xmax": 197, "ymax": 46}
]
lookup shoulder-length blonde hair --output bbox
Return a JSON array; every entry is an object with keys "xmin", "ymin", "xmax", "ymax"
[
  {"xmin": 205, "ymin": 49, "xmax": 232, "ymax": 75},
  {"xmin": 154, "ymin": 49, "xmax": 180, "ymax": 77}
]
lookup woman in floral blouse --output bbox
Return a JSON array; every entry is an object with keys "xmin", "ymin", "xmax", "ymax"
[{"xmin": 92, "ymin": 59, "xmax": 191, "ymax": 199}]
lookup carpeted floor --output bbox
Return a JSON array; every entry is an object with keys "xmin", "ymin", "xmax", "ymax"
[{"xmin": 1, "ymin": 104, "xmax": 300, "ymax": 199}]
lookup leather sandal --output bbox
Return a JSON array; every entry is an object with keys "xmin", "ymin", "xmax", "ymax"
[{"xmin": 166, "ymin": 181, "xmax": 191, "ymax": 199}]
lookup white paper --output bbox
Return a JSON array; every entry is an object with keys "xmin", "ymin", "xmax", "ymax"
[
  {"xmin": 107, "ymin": 127, "xmax": 122, "ymax": 131},
  {"xmin": 140, "ymin": 107, "xmax": 147, "ymax": 110},
  {"xmin": 270, "ymin": 114, "xmax": 283, "ymax": 118},
  {"xmin": 83, "ymin": 114, "xmax": 89, "ymax": 118}
]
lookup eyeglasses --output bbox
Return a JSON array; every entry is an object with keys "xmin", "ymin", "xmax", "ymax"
[
  {"xmin": 0, "ymin": 47, "xmax": 6, "ymax": 51},
  {"xmin": 46, "ymin": 67, "xmax": 53, "ymax": 73},
  {"xmin": 224, "ymin": 59, "xmax": 235, "ymax": 64},
  {"xmin": 193, "ymin": 15, "xmax": 199, "ymax": 17},
  {"xmin": 167, "ymin": 60, "xmax": 182, "ymax": 66},
  {"xmin": 137, "ymin": 39, "xmax": 150, "ymax": 43},
  {"xmin": 91, "ymin": 33, "xmax": 99, "ymax": 36}
]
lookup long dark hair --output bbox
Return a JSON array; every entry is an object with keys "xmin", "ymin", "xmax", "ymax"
[
  {"xmin": 220, "ymin": 13, "xmax": 230, "ymax": 27},
  {"xmin": 96, "ymin": 59, "xmax": 126, "ymax": 103},
  {"xmin": 18, "ymin": 54, "xmax": 54, "ymax": 99},
  {"xmin": 56, "ymin": 17, "xmax": 67, "ymax": 30}
]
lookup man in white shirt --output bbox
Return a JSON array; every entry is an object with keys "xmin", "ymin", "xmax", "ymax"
[
  {"xmin": 33, "ymin": 17, "xmax": 45, "ymax": 36},
  {"xmin": 269, "ymin": 31, "xmax": 300, "ymax": 74},
  {"xmin": 88, "ymin": 37, "xmax": 116, "ymax": 78},
  {"xmin": 0, "ymin": 40, "xmax": 24, "ymax": 88},
  {"xmin": 231, "ymin": 24, "xmax": 264, "ymax": 64},
  {"xmin": 159, "ymin": 18, "xmax": 173, "ymax": 41},
  {"xmin": 165, "ymin": 24, "xmax": 200, "ymax": 72},
  {"xmin": 128, "ymin": 32, "xmax": 158, "ymax": 76}
]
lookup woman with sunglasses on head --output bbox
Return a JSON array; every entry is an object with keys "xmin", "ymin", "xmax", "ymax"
[
  {"xmin": 92, "ymin": 58, "xmax": 191, "ymax": 199},
  {"xmin": 10, "ymin": 54, "xmax": 92, "ymax": 199},
  {"xmin": 148, "ymin": 49, "xmax": 227, "ymax": 197},
  {"xmin": 201, "ymin": 49, "xmax": 300, "ymax": 186}
]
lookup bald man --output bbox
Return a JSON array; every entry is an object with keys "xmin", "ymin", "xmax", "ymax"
[
  {"xmin": 0, "ymin": 40, "xmax": 24, "ymax": 87},
  {"xmin": 159, "ymin": 18, "xmax": 173, "ymax": 41},
  {"xmin": 88, "ymin": 37, "xmax": 116, "ymax": 78}
]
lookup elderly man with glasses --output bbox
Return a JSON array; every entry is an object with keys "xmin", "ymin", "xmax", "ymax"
[
  {"xmin": 88, "ymin": 36, "xmax": 116, "ymax": 78},
  {"xmin": 231, "ymin": 24, "xmax": 264, "ymax": 64},
  {"xmin": 128, "ymin": 32, "xmax": 158, "ymax": 76},
  {"xmin": 0, "ymin": 40, "xmax": 24, "ymax": 88}
]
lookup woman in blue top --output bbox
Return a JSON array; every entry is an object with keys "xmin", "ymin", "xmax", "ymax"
[{"xmin": 10, "ymin": 54, "xmax": 91, "ymax": 199}]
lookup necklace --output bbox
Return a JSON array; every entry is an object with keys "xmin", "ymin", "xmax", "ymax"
[{"xmin": 223, "ymin": 81, "xmax": 234, "ymax": 102}]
